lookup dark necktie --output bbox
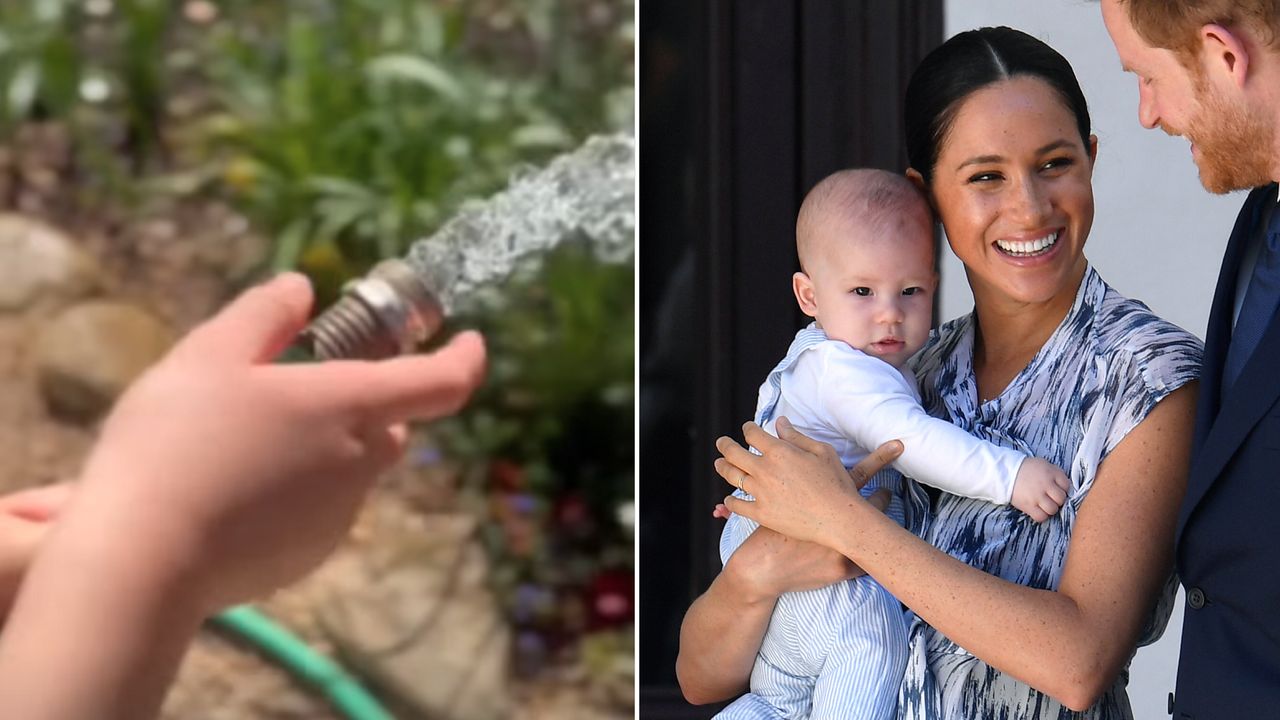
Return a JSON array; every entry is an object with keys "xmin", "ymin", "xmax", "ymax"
[{"xmin": 1223, "ymin": 202, "xmax": 1280, "ymax": 391}]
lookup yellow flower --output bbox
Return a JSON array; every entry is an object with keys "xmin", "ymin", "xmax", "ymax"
[{"xmin": 222, "ymin": 156, "xmax": 260, "ymax": 193}]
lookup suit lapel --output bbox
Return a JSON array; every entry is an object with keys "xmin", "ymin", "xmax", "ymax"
[{"xmin": 1178, "ymin": 184, "xmax": 1278, "ymax": 545}]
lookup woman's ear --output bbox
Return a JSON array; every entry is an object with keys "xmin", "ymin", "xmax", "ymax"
[
  {"xmin": 1088, "ymin": 134, "xmax": 1099, "ymax": 166},
  {"xmin": 792, "ymin": 271, "xmax": 819, "ymax": 318},
  {"xmin": 905, "ymin": 168, "xmax": 926, "ymax": 192},
  {"xmin": 905, "ymin": 168, "xmax": 937, "ymax": 214}
]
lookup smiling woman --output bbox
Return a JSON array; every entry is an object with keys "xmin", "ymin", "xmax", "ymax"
[{"xmin": 678, "ymin": 26, "xmax": 1203, "ymax": 720}]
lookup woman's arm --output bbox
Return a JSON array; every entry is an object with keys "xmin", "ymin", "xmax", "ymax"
[
  {"xmin": 719, "ymin": 383, "xmax": 1196, "ymax": 711},
  {"xmin": 677, "ymin": 442, "xmax": 902, "ymax": 704},
  {"xmin": 678, "ymin": 528, "xmax": 852, "ymax": 703}
]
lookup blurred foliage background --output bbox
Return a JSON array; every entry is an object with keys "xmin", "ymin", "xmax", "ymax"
[{"xmin": 0, "ymin": 0, "xmax": 633, "ymax": 716}]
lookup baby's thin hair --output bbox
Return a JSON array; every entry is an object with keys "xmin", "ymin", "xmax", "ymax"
[{"xmin": 795, "ymin": 169, "xmax": 930, "ymax": 271}]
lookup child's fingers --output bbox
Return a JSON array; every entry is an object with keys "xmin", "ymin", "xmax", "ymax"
[
  {"xmin": 0, "ymin": 513, "xmax": 51, "ymax": 554},
  {"xmin": 181, "ymin": 273, "xmax": 315, "ymax": 365},
  {"xmin": 1055, "ymin": 471, "xmax": 1071, "ymax": 492},
  {"xmin": 298, "ymin": 331, "xmax": 487, "ymax": 425},
  {"xmin": 712, "ymin": 503, "xmax": 731, "ymax": 519},
  {"xmin": 358, "ymin": 423, "xmax": 411, "ymax": 472},
  {"xmin": 1047, "ymin": 484, "xmax": 1068, "ymax": 507},
  {"xmin": 1038, "ymin": 495, "xmax": 1061, "ymax": 519},
  {"xmin": 386, "ymin": 422, "xmax": 410, "ymax": 449},
  {"xmin": 0, "ymin": 483, "xmax": 75, "ymax": 523}
]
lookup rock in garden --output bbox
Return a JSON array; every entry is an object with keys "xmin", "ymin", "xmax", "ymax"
[
  {"xmin": 319, "ymin": 513, "xmax": 512, "ymax": 720},
  {"xmin": 0, "ymin": 214, "xmax": 100, "ymax": 311},
  {"xmin": 35, "ymin": 301, "xmax": 173, "ymax": 423}
]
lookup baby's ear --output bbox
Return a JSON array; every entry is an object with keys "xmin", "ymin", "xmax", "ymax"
[{"xmin": 793, "ymin": 272, "xmax": 819, "ymax": 318}]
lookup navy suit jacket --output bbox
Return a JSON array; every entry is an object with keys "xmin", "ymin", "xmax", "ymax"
[{"xmin": 1173, "ymin": 183, "xmax": 1280, "ymax": 719}]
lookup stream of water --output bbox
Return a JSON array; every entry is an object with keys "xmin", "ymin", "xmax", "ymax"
[{"xmin": 403, "ymin": 132, "xmax": 634, "ymax": 316}]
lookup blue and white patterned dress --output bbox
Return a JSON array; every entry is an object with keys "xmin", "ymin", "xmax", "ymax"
[{"xmin": 898, "ymin": 266, "xmax": 1202, "ymax": 719}]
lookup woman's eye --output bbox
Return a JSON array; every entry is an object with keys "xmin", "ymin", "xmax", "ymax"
[
  {"xmin": 853, "ymin": 287, "xmax": 871, "ymax": 296},
  {"xmin": 1042, "ymin": 157, "xmax": 1074, "ymax": 171},
  {"xmin": 967, "ymin": 172, "xmax": 1000, "ymax": 184}
]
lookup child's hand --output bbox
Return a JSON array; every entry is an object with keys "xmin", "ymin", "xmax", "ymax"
[
  {"xmin": 0, "ymin": 483, "xmax": 73, "ymax": 617},
  {"xmin": 66, "ymin": 273, "xmax": 486, "ymax": 612},
  {"xmin": 1011, "ymin": 457, "xmax": 1071, "ymax": 522},
  {"xmin": 0, "ymin": 483, "xmax": 73, "ymax": 524}
]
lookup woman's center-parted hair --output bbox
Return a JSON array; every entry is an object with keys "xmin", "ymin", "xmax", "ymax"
[
  {"xmin": 795, "ymin": 169, "xmax": 932, "ymax": 275},
  {"xmin": 904, "ymin": 26, "xmax": 1092, "ymax": 185}
]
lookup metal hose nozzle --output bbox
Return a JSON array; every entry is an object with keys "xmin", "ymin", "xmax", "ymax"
[{"xmin": 297, "ymin": 259, "xmax": 444, "ymax": 361}]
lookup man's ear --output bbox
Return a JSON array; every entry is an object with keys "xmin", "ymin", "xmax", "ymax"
[
  {"xmin": 1200, "ymin": 22, "xmax": 1251, "ymax": 89},
  {"xmin": 793, "ymin": 271, "xmax": 819, "ymax": 318}
]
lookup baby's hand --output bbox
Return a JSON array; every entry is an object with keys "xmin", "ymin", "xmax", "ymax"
[{"xmin": 1011, "ymin": 457, "xmax": 1070, "ymax": 522}]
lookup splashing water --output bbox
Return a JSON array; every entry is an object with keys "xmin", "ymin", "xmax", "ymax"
[{"xmin": 405, "ymin": 133, "xmax": 635, "ymax": 315}]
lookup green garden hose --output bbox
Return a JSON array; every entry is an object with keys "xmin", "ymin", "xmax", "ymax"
[{"xmin": 210, "ymin": 605, "xmax": 394, "ymax": 720}]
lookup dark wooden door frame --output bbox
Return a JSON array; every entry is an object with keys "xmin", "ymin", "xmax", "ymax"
[{"xmin": 639, "ymin": 3, "xmax": 943, "ymax": 716}]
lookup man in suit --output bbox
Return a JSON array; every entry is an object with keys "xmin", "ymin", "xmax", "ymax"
[{"xmin": 1101, "ymin": 2, "xmax": 1280, "ymax": 717}]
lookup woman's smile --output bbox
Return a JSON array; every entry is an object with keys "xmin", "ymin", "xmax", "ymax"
[{"xmin": 992, "ymin": 227, "xmax": 1066, "ymax": 266}]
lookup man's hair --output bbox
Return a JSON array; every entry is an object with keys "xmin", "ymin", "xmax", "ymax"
[
  {"xmin": 795, "ymin": 169, "xmax": 930, "ymax": 271},
  {"xmin": 1118, "ymin": 0, "xmax": 1280, "ymax": 57}
]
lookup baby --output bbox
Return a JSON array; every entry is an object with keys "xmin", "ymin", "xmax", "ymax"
[{"xmin": 716, "ymin": 168, "xmax": 1070, "ymax": 719}]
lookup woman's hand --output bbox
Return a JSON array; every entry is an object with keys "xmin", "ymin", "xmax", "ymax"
[
  {"xmin": 712, "ymin": 490, "xmax": 896, "ymax": 600},
  {"xmin": 715, "ymin": 416, "xmax": 902, "ymax": 548},
  {"xmin": 677, "ymin": 427, "xmax": 901, "ymax": 704},
  {"xmin": 724, "ymin": 525, "xmax": 863, "ymax": 601}
]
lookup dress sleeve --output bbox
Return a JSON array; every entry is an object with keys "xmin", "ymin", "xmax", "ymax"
[
  {"xmin": 805, "ymin": 344, "xmax": 1027, "ymax": 505},
  {"xmin": 1101, "ymin": 321, "xmax": 1204, "ymax": 458}
]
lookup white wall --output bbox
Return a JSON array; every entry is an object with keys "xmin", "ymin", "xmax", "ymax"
[{"xmin": 941, "ymin": 2, "xmax": 1242, "ymax": 718}]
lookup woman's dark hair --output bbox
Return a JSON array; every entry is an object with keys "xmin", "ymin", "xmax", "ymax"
[{"xmin": 904, "ymin": 27, "xmax": 1091, "ymax": 184}]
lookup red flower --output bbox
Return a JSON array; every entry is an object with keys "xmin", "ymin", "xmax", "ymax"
[
  {"xmin": 586, "ymin": 568, "xmax": 633, "ymax": 630},
  {"xmin": 488, "ymin": 459, "xmax": 526, "ymax": 491}
]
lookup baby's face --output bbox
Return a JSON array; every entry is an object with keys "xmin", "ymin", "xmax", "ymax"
[{"xmin": 805, "ymin": 216, "xmax": 936, "ymax": 368}]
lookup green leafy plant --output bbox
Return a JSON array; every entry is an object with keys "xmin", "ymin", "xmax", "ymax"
[
  {"xmin": 432, "ymin": 244, "xmax": 635, "ymax": 668},
  {"xmin": 0, "ymin": 0, "xmax": 82, "ymax": 131},
  {"xmin": 441, "ymin": 244, "xmax": 634, "ymax": 510},
  {"xmin": 195, "ymin": 0, "xmax": 633, "ymax": 282}
]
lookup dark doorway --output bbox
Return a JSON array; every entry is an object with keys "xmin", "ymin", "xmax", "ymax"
[{"xmin": 639, "ymin": 2, "xmax": 943, "ymax": 716}]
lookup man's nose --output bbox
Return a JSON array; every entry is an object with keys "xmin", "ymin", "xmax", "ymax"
[{"xmin": 1137, "ymin": 82, "xmax": 1160, "ymax": 130}]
